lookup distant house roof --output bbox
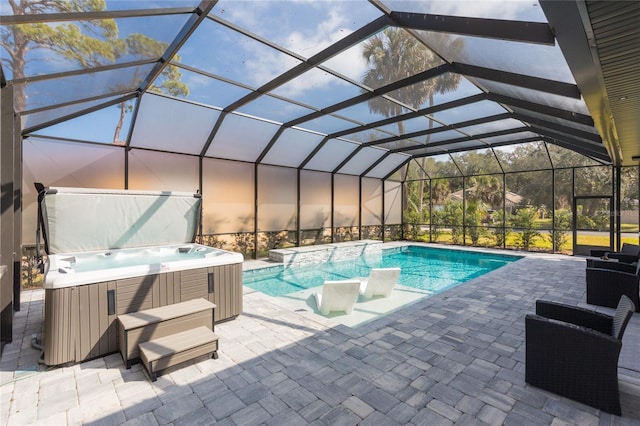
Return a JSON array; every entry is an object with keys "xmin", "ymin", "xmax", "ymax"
[{"xmin": 447, "ymin": 186, "xmax": 524, "ymax": 208}]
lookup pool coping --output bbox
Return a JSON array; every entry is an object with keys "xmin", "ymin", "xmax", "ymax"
[
  {"xmin": 245, "ymin": 241, "xmax": 527, "ymax": 272},
  {"xmin": 268, "ymin": 239, "xmax": 384, "ymax": 267}
]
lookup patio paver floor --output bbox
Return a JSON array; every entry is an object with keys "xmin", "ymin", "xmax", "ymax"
[{"xmin": 1, "ymin": 245, "xmax": 639, "ymax": 425}]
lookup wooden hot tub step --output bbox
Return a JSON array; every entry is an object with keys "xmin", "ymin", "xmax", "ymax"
[
  {"xmin": 139, "ymin": 326, "xmax": 219, "ymax": 381},
  {"xmin": 118, "ymin": 298, "xmax": 216, "ymax": 368}
]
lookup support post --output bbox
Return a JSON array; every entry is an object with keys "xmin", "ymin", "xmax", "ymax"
[{"xmin": 1, "ymin": 83, "xmax": 18, "ymax": 348}]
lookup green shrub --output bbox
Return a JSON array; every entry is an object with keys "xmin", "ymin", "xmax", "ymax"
[
  {"xmin": 404, "ymin": 209, "xmax": 425, "ymax": 240},
  {"xmin": 465, "ymin": 201, "xmax": 484, "ymax": 245},
  {"xmin": 551, "ymin": 209, "xmax": 572, "ymax": 251},
  {"xmin": 444, "ymin": 201, "xmax": 464, "ymax": 244},
  {"xmin": 511, "ymin": 207, "xmax": 541, "ymax": 250}
]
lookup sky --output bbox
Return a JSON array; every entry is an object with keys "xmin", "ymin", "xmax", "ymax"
[{"xmin": 1, "ymin": 0, "xmax": 594, "ymax": 171}]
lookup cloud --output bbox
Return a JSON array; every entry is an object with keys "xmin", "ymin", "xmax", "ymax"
[
  {"xmin": 214, "ymin": 1, "xmax": 548, "ymax": 103},
  {"xmin": 388, "ymin": 0, "xmax": 545, "ymax": 21},
  {"xmin": 213, "ymin": 1, "xmax": 369, "ymax": 96}
]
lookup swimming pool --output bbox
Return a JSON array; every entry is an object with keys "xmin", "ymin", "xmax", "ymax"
[{"xmin": 244, "ymin": 246, "xmax": 521, "ymax": 297}]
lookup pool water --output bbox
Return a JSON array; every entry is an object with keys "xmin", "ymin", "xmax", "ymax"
[
  {"xmin": 244, "ymin": 246, "xmax": 521, "ymax": 297},
  {"xmin": 61, "ymin": 245, "xmax": 223, "ymax": 273}
]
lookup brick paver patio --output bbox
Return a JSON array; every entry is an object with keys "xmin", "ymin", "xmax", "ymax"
[{"xmin": 1, "ymin": 246, "xmax": 639, "ymax": 425}]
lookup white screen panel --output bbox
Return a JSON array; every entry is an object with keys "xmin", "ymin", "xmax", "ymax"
[
  {"xmin": 257, "ymin": 165, "xmax": 297, "ymax": 232},
  {"xmin": 22, "ymin": 138, "xmax": 124, "ymax": 244},
  {"xmin": 130, "ymin": 93, "xmax": 220, "ymax": 155},
  {"xmin": 339, "ymin": 147, "xmax": 386, "ymax": 175},
  {"xmin": 261, "ymin": 128, "xmax": 324, "ymax": 168},
  {"xmin": 362, "ymin": 178, "xmax": 382, "ymax": 226},
  {"xmin": 202, "ymin": 158, "xmax": 255, "ymax": 234},
  {"xmin": 385, "ymin": 180, "xmax": 402, "ymax": 225},
  {"xmin": 304, "ymin": 138, "xmax": 358, "ymax": 172},
  {"xmin": 365, "ymin": 153, "xmax": 409, "ymax": 179},
  {"xmin": 334, "ymin": 174, "xmax": 359, "ymax": 227},
  {"xmin": 300, "ymin": 170, "xmax": 331, "ymax": 229},
  {"xmin": 128, "ymin": 149, "xmax": 199, "ymax": 192},
  {"xmin": 206, "ymin": 113, "xmax": 279, "ymax": 162}
]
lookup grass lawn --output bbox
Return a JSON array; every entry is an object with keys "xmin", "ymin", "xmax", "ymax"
[{"xmin": 418, "ymin": 229, "xmax": 638, "ymax": 253}]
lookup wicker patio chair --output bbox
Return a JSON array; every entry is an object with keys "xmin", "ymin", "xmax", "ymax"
[
  {"xmin": 589, "ymin": 243, "xmax": 640, "ymax": 264},
  {"xmin": 585, "ymin": 258, "xmax": 638, "ymax": 273},
  {"xmin": 586, "ymin": 262, "xmax": 640, "ymax": 311},
  {"xmin": 525, "ymin": 295, "xmax": 636, "ymax": 415}
]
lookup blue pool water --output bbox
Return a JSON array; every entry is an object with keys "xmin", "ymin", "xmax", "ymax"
[{"xmin": 244, "ymin": 246, "xmax": 521, "ymax": 297}]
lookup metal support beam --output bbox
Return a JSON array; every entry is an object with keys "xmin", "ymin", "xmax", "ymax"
[
  {"xmin": 487, "ymin": 93, "xmax": 594, "ymax": 126},
  {"xmin": 253, "ymin": 163, "xmax": 259, "ymax": 259},
  {"xmin": 539, "ymin": 0, "xmax": 624, "ymax": 166},
  {"xmin": 330, "ymin": 93, "xmax": 486, "ymax": 140},
  {"xmin": 23, "ymin": 92, "xmax": 138, "ymax": 135},
  {"xmin": 286, "ymin": 64, "xmax": 452, "ymax": 128},
  {"xmin": 383, "ymin": 157, "xmax": 411, "ymax": 181},
  {"xmin": 361, "ymin": 151, "xmax": 392, "ymax": 177},
  {"xmin": 358, "ymin": 178, "xmax": 362, "ymax": 241},
  {"xmin": 255, "ymin": 126, "xmax": 286, "ymax": 165},
  {"xmin": 139, "ymin": 1, "xmax": 218, "ymax": 94},
  {"xmin": 199, "ymin": 111, "xmax": 229, "ymax": 157},
  {"xmin": 408, "ymin": 136, "xmax": 541, "ymax": 159},
  {"xmin": 391, "ymin": 127, "xmax": 531, "ymax": 153},
  {"xmin": 536, "ymin": 131, "xmax": 610, "ymax": 162},
  {"xmin": 333, "ymin": 145, "xmax": 364, "ymax": 174},
  {"xmin": 298, "ymin": 136, "xmax": 330, "ymax": 170},
  {"xmin": 0, "ymin": 7, "xmax": 195, "ymax": 25},
  {"xmin": 225, "ymin": 15, "xmax": 392, "ymax": 112},
  {"xmin": 513, "ymin": 113, "xmax": 602, "ymax": 143},
  {"xmin": 296, "ymin": 169, "xmax": 301, "ymax": 247},
  {"xmin": 362, "ymin": 112, "xmax": 512, "ymax": 149},
  {"xmin": 390, "ymin": 12, "xmax": 555, "ymax": 45},
  {"xmin": 1, "ymin": 84, "xmax": 17, "ymax": 347},
  {"xmin": 615, "ymin": 166, "xmax": 621, "ymax": 251},
  {"xmin": 453, "ymin": 62, "xmax": 581, "ymax": 99}
]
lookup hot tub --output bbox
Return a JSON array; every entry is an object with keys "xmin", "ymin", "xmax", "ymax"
[
  {"xmin": 45, "ymin": 243, "xmax": 242, "ymax": 288},
  {"xmin": 35, "ymin": 185, "xmax": 244, "ymax": 366}
]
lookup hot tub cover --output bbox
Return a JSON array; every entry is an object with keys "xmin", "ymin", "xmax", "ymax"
[{"xmin": 36, "ymin": 185, "xmax": 201, "ymax": 254}]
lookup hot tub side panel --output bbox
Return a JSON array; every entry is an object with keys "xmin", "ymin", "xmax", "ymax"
[
  {"xmin": 44, "ymin": 281, "xmax": 119, "ymax": 366},
  {"xmin": 209, "ymin": 262, "xmax": 243, "ymax": 323},
  {"xmin": 116, "ymin": 275, "xmax": 158, "ymax": 314},
  {"xmin": 44, "ymin": 263, "xmax": 243, "ymax": 365},
  {"xmin": 179, "ymin": 262, "xmax": 243, "ymax": 323}
]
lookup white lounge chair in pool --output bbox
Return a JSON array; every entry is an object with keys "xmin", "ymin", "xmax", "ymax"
[
  {"xmin": 359, "ymin": 267, "xmax": 401, "ymax": 299},
  {"xmin": 314, "ymin": 280, "xmax": 360, "ymax": 315}
]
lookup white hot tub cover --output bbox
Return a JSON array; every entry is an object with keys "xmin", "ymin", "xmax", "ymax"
[{"xmin": 36, "ymin": 185, "xmax": 202, "ymax": 254}]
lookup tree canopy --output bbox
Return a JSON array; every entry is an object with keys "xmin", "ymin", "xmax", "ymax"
[{"xmin": 1, "ymin": 0, "xmax": 188, "ymax": 143}]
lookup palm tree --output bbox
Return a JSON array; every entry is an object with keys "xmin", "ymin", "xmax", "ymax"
[
  {"xmin": 431, "ymin": 178, "xmax": 451, "ymax": 205},
  {"xmin": 361, "ymin": 28, "xmax": 440, "ymax": 135},
  {"xmin": 468, "ymin": 175, "xmax": 502, "ymax": 209},
  {"xmin": 361, "ymin": 28, "xmax": 463, "ymax": 214}
]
